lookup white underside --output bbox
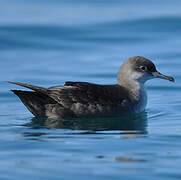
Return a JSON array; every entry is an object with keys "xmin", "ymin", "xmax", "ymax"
[
  {"xmin": 125, "ymin": 73, "xmax": 148, "ymax": 113},
  {"xmin": 132, "ymin": 83, "xmax": 147, "ymax": 113}
]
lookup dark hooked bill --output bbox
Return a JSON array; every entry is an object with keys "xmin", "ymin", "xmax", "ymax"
[{"xmin": 152, "ymin": 71, "xmax": 175, "ymax": 82}]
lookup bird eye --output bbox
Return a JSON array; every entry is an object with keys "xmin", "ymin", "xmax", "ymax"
[{"xmin": 140, "ymin": 66, "xmax": 147, "ymax": 71}]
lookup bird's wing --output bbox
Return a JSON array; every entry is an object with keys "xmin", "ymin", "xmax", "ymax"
[
  {"xmin": 8, "ymin": 81, "xmax": 129, "ymax": 108},
  {"xmin": 64, "ymin": 81, "xmax": 97, "ymax": 88},
  {"xmin": 56, "ymin": 81, "xmax": 129, "ymax": 107},
  {"xmin": 7, "ymin": 81, "xmax": 48, "ymax": 94}
]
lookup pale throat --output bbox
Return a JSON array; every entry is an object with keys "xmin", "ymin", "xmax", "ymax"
[
  {"xmin": 118, "ymin": 73, "xmax": 148, "ymax": 107},
  {"xmin": 122, "ymin": 78, "xmax": 148, "ymax": 113},
  {"xmin": 118, "ymin": 69, "xmax": 148, "ymax": 108}
]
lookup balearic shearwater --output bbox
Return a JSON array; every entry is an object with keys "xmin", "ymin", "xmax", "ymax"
[{"xmin": 8, "ymin": 56, "xmax": 174, "ymax": 119}]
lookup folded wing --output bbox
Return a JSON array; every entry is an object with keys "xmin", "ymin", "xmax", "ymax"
[{"xmin": 9, "ymin": 81, "xmax": 129, "ymax": 118}]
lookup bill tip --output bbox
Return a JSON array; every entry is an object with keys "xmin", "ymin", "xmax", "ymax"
[{"xmin": 169, "ymin": 77, "xmax": 175, "ymax": 83}]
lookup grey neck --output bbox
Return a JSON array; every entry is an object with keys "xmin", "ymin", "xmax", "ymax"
[{"xmin": 118, "ymin": 67, "xmax": 147, "ymax": 103}]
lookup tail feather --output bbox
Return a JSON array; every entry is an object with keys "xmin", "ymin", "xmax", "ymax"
[{"xmin": 12, "ymin": 90, "xmax": 56, "ymax": 117}]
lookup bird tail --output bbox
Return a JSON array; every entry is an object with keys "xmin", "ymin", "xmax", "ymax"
[{"xmin": 11, "ymin": 90, "xmax": 54, "ymax": 117}]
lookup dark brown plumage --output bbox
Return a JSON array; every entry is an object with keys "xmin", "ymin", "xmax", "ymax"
[
  {"xmin": 8, "ymin": 56, "xmax": 174, "ymax": 119},
  {"xmin": 10, "ymin": 81, "xmax": 130, "ymax": 119}
]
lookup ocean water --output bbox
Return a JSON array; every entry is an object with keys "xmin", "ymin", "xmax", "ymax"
[{"xmin": 1, "ymin": 0, "xmax": 181, "ymax": 179}]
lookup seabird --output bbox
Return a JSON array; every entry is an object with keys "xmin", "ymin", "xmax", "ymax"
[{"xmin": 8, "ymin": 56, "xmax": 174, "ymax": 119}]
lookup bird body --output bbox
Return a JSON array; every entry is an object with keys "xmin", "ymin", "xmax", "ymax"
[
  {"xmin": 11, "ymin": 82, "xmax": 132, "ymax": 119},
  {"xmin": 9, "ymin": 56, "xmax": 174, "ymax": 119}
]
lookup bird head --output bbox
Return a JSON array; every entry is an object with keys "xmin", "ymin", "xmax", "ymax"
[{"xmin": 118, "ymin": 56, "xmax": 175, "ymax": 85}]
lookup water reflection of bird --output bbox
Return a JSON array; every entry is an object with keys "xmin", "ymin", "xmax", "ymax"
[
  {"xmin": 30, "ymin": 112, "xmax": 147, "ymax": 132},
  {"xmin": 8, "ymin": 56, "xmax": 174, "ymax": 119}
]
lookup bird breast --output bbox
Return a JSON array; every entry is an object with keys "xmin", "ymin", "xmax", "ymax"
[{"xmin": 128, "ymin": 82, "xmax": 147, "ymax": 113}]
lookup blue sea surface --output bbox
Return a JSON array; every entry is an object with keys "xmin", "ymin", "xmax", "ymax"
[{"xmin": 1, "ymin": 0, "xmax": 181, "ymax": 179}]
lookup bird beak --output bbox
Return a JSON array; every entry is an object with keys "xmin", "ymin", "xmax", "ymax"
[{"xmin": 152, "ymin": 71, "xmax": 175, "ymax": 82}]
